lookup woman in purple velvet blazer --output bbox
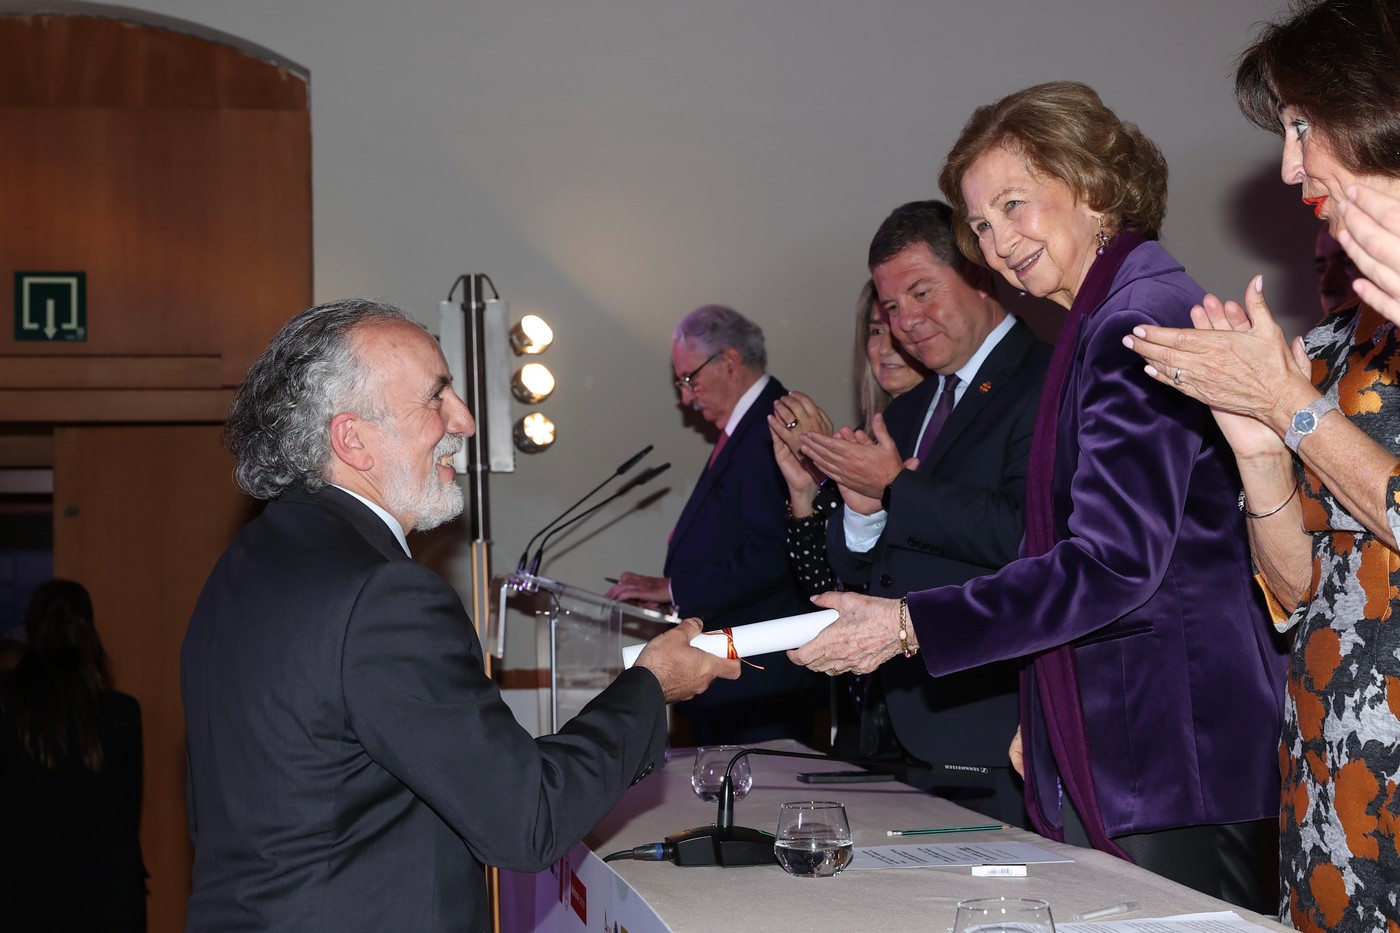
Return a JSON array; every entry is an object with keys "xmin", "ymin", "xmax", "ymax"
[{"xmin": 789, "ymin": 81, "xmax": 1288, "ymax": 910}]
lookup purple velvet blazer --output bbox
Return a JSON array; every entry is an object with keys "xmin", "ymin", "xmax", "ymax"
[{"xmin": 909, "ymin": 242, "xmax": 1288, "ymax": 837}]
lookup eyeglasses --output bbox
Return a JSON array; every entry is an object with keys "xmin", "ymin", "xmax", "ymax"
[{"xmin": 674, "ymin": 351, "xmax": 722, "ymax": 391}]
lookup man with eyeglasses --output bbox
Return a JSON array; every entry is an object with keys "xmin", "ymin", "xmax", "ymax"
[{"xmin": 608, "ymin": 304, "xmax": 824, "ymax": 744}]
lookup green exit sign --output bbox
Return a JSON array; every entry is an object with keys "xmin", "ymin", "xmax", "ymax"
[{"xmin": 15, "ymin": 272, "xmax": 86, "ymax": 342}]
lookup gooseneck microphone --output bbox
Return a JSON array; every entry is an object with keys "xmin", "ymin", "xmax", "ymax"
[
  {"xmin": 657, "ymin": 748, "xmax": 993, "ymax": 866},
  {"xmin": 527, "ymin": 462, "xmax": 671, "ymax": 576},
  {"xmin": 515, "ymin": 445, "xmax": 653, "ymax": 571},
  {"xmin": 665, "ymin": 748, "xmax": 837, "ymax": 867},
  {"xmin": 600, "ymin": 748, "xmax": 1000, "ymax": 864}
]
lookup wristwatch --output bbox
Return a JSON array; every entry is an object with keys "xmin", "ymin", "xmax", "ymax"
[{"xmin": 1284, "ymin": 396, "xmax": 1339, "ymax": 452}]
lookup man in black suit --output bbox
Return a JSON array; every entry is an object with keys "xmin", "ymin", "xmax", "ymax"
[
  {"xmin": 181, "ymin": 299, "xmax": 737, "ymax": 933},
  {"xmin": 801, "ymin": 202, "xmax": 1052, "ymax": 825},
  {"xmin": 608, "ymin": 305, "xmax": 824, "ymax": 744}
]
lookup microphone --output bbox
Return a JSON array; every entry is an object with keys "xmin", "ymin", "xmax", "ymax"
[
  {"xmin": 665, "ymin": 748, "xmax": 996, "ymax": 867},
  {"xmin": 666, "ymin": 748, "xmax": 836, "ymax": 867},
  {"xmin": 515, "ymin": 445, "xmax": 653, "ymax": 570},
  {"xmin": 527, "ymin": 462, "xmax": 671, "ymax": 575}
]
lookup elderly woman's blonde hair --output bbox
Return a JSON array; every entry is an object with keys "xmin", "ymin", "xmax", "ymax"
[{"xmin": 938, "ymin": 81, "xmax": 1168, "ymax": 266}]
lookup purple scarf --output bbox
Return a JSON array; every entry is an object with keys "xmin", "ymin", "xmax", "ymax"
[{"xmin": 1019, "ymin": 230, "xmax": 1144, "ymax": 861}]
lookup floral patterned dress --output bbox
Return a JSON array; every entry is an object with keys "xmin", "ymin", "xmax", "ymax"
[{"xmin": 1270, "ymin": 303, "xmax": 1400, "ymax": 933}]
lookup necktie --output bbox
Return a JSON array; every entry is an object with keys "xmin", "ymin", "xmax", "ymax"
[
  {"xmin": 915, "ymin": 374, "xmax": 960, "ymax": 462},
  {"xmin": 707, "ymin": 431, "xmax": 729, "ymax": 469}
]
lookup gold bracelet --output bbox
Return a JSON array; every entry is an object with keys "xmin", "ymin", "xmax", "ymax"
[
  {"xmin": 898, "ymin": 597, "xmax": 918, "ymax": 658},
  {"xmin": 1238, "ymin": 482, "xmax": 1300, "ymax": 519}
]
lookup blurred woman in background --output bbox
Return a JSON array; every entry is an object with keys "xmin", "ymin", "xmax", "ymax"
[{"xmin": 0, "ymin": 579, "xmax": 147, "ymax": 932}]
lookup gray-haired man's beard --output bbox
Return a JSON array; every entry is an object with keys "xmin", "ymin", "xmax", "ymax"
[{"xmin": 384, "ymin": 433, "xmax": 466, "ymax": 532}]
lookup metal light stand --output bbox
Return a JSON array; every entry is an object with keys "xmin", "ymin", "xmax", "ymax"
[
  {"xmin": 441, "ymin": 275, "xmax": 513, "ymax": 655},
  {"xmin": 440, "ymin": 273, "xmax": 511, "ymax": 933}
]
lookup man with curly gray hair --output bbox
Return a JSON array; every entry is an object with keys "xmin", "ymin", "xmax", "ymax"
[{"xmin": 182, "ymin": 298, "xmax": 737, "ymax": 932}]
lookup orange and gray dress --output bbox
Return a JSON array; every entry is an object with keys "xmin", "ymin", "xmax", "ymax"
[{"xmin": 1265, "ymin": 302, "xmax": 1400, "ymax": 933}]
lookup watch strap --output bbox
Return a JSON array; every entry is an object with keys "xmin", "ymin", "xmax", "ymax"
[{"xmin": 1284, "ymin": 396, "xmax": 1339, "ymax": 452}]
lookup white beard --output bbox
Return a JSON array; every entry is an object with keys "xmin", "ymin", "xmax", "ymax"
[{"xmin": 383, "ymin": 432, "xmax": 466, "ymax": 532}]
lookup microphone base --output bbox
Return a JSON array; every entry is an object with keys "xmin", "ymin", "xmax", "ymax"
[{"xmin": 666, "ymin": 825, "xmax": 778, "ymax": 867}]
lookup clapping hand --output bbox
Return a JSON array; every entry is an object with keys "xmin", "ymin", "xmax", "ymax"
[
  {"xmin": 799, "ymin": 413, "xmax": 908, "ymax": 500},
  {"xmin": 1337, "ymin": 183, "xmax": 1400, "ymax": 324},
  {"xmin": 1122, "ymin": 277, "xmax": 1311, "ymax": 458}
]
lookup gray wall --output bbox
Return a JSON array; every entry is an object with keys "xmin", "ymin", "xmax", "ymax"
[{"xmin": 133, "ymin": 0, "xmax": 1312, "ymax": 666}]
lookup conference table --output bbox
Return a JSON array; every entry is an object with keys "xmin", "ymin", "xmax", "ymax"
[{"xmin": 499, "ymin": 740, "xmax": 1293, "ymax": 933}]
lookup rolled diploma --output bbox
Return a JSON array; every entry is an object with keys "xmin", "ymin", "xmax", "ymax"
[{"xmin": 621, "ymin": 608, "xmax": 839, "ymax": 668}]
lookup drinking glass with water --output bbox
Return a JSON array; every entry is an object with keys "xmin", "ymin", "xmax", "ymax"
[{"xmin": 774, "ymin": 801, "xmax": 853, "ymax": 877}]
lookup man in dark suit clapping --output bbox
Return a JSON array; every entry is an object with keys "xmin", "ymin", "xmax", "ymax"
[{"xmin": 802, "ymin": 202, "xmax": 1052, "ymax": 826}]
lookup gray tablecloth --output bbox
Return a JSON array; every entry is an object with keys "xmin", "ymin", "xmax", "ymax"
[{"xmin": 581, "ymin": 740, "xmax": 1292, "ymax": 933}]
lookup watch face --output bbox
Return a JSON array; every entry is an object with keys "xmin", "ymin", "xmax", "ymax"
[{"xmin": 1294, "ymin": 410, "xmax": 1318, "ymax": 434}]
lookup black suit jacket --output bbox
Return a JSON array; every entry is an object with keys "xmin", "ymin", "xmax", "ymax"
[
  {"xmin": 664, "ymin": 376, "xmax": 823, "ymax": 744},
  {"xmin": 665, "ymin": 376, "xmax": 807, "ymax": 628},
  {"xmin": 828, "ymin": 318, "xmax": 1052, "ymax": 766},
  {"xmin": 181, "ymin": 485, "xmax": 667, "ymax": 933}
]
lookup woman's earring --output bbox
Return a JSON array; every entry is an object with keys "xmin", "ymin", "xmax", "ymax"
[{"xmin": 1095, "ymin": 217, "xmax": 1111, "ymax": 256}]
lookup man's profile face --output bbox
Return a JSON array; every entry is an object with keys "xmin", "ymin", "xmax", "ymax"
[
  {"xmin": 672, "ymin": 339, "xmax": 739, "ymax": 428},
  {"xmin": 1315, "ymin": 224, "xmax": 1358, "ymax": 315},
  {"xmin": 353, "ymin": 321, "xmax": 474, "ymax": 531},
  {"xmin": 872, "ymin": 243, "xmax": 996, "ymax": 376}
]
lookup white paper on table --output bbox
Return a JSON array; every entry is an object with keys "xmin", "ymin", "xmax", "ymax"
[
  {"xmin": 848, "ymin": 840, "xmax": 1072, "ymax": 871},
  {"xmin": 1058, "ymin": 912, "xmax": 1279, "ymax": 933},
  {"xmin": 620, "ymin": 609, "xmax": 839, "ymax": 668}
]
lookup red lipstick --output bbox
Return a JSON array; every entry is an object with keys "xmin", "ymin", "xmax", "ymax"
[{"xmin": 1303, "ymin": 195, "xmax": 1327, "ymax": 218}]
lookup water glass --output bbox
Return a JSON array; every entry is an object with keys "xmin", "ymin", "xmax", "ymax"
[
  {"xmin": 773, "ymin": 800, "xmax": 853, "ymax": 877},
  {"xmin": 953, "ymin": 897, "xmax": 1056, "ymax": 933},
  {"xmin": 691, "ymin": 745, "xmax": 752, "ymax": 802}
]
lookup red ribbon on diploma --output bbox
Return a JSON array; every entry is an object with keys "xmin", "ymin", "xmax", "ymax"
[{"xmin": 707, "ymin": 627, "xmax": 764, "ymax": 670}]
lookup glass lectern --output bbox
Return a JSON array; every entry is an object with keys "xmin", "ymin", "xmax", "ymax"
[{"xmin": 491, "ymin": 571, "xmax": 679, "ymax": 732}]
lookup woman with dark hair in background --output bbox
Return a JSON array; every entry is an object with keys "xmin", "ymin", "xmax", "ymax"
[
  {"xmin": 1126, "ymin": 2, "xmax": 1400, "ymax": 928},
  {"xmin": 0, "ymin": 579, "xmax": 147, "ymax": 932}
]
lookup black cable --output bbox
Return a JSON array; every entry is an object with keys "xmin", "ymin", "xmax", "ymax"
[
  {"xmin": 602, "ymin": 842, "xmax": 672, "ymax": 863},
  {"xmin": 445, "ymin": 274, "xmax": 469, "ymax": 302}
]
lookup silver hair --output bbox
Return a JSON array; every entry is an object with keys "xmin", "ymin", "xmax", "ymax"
[
  {"xmin": 672, "ymin": 304, "xmax": 767, "ymax": 370},
  {"xmin": 224, "ymin": 298, "xmax": 419, "ymax": 500}
]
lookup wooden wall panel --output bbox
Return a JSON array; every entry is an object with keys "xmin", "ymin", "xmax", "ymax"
[
  {"xmin": 0, "ymin": 9, "xmax": 313, "ymax": 933},
  {"xmin": 0, "ymin": 106, "xmax": 312, "ymax": 387},
  {"xmin": 53, "ymin": 425, "xmax": 256, "ymax": 933},
  {"xmin": 0, "ymin": 13, "xmax": 308, "ymax": 110}
]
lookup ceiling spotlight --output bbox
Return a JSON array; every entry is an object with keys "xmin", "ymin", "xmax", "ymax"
[
  {"xmin": 514, "ymin": 412, "xmax": 556, "ymax": 452},
  {"xmin": 511, "ymin": 362, "xmax": 556, "ymax": 404},
  {"xmin": 510, "ymin": 314, "xmax": 554, "ymax": 355}
]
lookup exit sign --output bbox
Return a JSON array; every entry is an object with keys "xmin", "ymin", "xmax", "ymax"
[{"xmin": 15, "ymin": 272, "xmax": 86, "ymax": 342}]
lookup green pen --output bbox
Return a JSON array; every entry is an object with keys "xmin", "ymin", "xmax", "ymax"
[{"xmin": 885, "ymin": 824, "xmax": 1003, "ymax": 837}]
